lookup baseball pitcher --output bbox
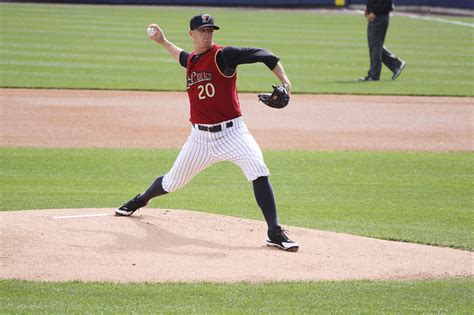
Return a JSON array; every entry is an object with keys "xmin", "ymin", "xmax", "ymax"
[{"xmin": 116, "ymin": 13, "xmax": 298, "ymax": 252}]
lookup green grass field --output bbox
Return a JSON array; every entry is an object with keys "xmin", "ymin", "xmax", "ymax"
[
  {"xmin": 1, "ymin": 279, "xmax": 473, "ymax": 314},
  {"xmin": 2, "ymin": 148, "xmax": 473, "ymax": 250},
  {"xmin": 1, "ymin": 3, "xmax": 473, "ymax": 95},
  {"xmin": 1, "ymin": 2, "xmax": 473, "ymax": 314},
  {"xmin": 1, "ymin": 148, "xmax": 473, "ymax": 312}
]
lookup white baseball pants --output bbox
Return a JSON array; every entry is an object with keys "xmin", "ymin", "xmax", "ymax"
[{"xmin": 162, "ymin": 117, "xmax": 269, "ymax": 192}]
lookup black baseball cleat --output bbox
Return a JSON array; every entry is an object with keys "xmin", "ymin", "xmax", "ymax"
[
  {"xmin": 392, "ymin": 61, "xmax": 406, "ymax": 80},
  {"xmin": 266, "ymin": 226, "xmax": 299, "ymax": 252},
  {"xmin": 115, "ymin": 194, "xmax": 148, "ymax": 216}
]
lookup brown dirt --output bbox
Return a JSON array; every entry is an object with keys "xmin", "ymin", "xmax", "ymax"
[
  {"xmin": 1, "ymin": 88, "xmax": 472, "ymax": 151},
  {"xmin": 1, "ymin": 208, "xmax": 472, "ymax": 283},
  {"xmin": 0, "ymin": 88, "xmax": 473, "ymax": 283}
]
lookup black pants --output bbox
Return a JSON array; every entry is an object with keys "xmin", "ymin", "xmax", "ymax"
[{"xmin": 367, "ymin": 14, "xmax": 402, "ymax": 80}]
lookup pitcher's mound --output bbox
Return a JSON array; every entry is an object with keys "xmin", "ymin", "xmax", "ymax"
[{"xmin": 1, "ymin": 208, "xmax": 472, "ymax": 283}]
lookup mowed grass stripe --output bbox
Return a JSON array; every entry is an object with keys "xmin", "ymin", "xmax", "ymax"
[
  {"xmin": 0, "ymin": 50, "xmax": 170, "ymax": 63},
  {"xmin": 0, "ymin": 279, "xmax": 473, "ymax": 314},
  {"xmin": 1, "ymin": 3, "xmax": 473, "ymax": 95},
  {"xmin": 0, "ymin": 41, "xmax": 183, "ymax": 56}
]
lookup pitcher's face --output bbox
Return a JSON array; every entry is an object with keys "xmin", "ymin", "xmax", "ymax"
[{"xmin": 190, "ymin": 27, "xmax": 214, "ymax": 51}]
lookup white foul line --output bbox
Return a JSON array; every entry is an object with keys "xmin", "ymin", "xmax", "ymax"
[
  {"xmin": 405, "ymin": 14, "xmax": 474, "ymax": 28},
  {"xmin": 53, "ymin": 213, "xmax": 111, "ymax": 219},
  {"xmin": 355, "ymin": 9, "xmax": 474, "ymax": 28}
]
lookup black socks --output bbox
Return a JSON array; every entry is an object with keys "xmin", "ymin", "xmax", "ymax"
[
  {"xmin": 139, "ymin": 176, "xmax": 168, "ymax": 203},
  {"xmin": 138, "ymin": 175, "xmax": 279, "ymax": 231},
  {"xmin": 252, "ymin": 176, "xmax": 279, "ymax": 230}
]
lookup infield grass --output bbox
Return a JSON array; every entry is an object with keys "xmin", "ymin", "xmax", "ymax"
[
  {"xmin": 2, "ymin": 147, "xmax": 472, "ymax": 250},
  {"xmin": 1, "ymin": 3, "xmax": 473, "ymax": 96}
]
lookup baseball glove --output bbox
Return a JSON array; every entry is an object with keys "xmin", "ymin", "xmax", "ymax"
[{"xmin": 258, "ymin": 84, "xmax": 290, "ymax": 109}]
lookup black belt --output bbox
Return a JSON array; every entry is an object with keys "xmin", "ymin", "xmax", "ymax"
[{"xmin": 194, "ymin": 121, "xmax": 233, "ymax": 133}]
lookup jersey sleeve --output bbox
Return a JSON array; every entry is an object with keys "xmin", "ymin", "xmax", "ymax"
[
  {"xmin": 179, "ymin": 51, "xmax": 190, "ymax": 68},
  {"xmin": 219, "ymin": 46, "xmax": 280, "ymax": 72}
]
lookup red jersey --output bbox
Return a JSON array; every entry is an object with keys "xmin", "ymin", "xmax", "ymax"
[{"xmin": 186, "ymin": 44, "xmax": 241, "ymax": 124}]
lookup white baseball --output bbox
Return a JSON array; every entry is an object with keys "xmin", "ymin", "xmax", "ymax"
[{"xmin": 147, "ymin": 26, "xmax": 157, "ymax": 36}]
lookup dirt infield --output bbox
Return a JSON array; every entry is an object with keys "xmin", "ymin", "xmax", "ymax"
[
  {"xmin": 0, "ymin": 88, "xmax": 473, "ymax": 283},
  {"xmin": 1, "ymin": 88, "xmax": 472, "ymax": 151}
]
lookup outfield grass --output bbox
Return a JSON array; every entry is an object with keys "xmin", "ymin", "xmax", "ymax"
[
  {"xmin": 2, "ymin": 147, "xmax": 472, "ymax": 250},
  {"xmin": 1, "ymin": 3, "xmax": 473, "ymax": 96},
  {"xmin": 1, "ymin": 278, "xmax": 472, "ymax": 314}
]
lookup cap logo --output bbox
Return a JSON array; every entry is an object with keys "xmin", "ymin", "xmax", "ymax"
[{"xmin": 201, "ymin": 14, "xmax": 211, "ymax": 23}]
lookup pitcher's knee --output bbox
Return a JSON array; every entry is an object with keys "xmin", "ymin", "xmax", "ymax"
[
  {"xmin": 245, "ymin": 169, "xmax": 270, "ymax": 182},
  {"xmin": 162, "ymin": 174, "xmax": 187, "ymax": 193}
]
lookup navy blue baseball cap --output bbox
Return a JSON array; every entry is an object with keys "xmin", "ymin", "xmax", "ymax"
[{"xmin": 190, "ymin": 13, "xmax": 220, "ymax": 30}]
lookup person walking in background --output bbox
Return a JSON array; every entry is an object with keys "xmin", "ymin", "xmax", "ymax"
[{"xmin": 359, "ymin": 0, "xmax": 406, "ymax": 81}]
